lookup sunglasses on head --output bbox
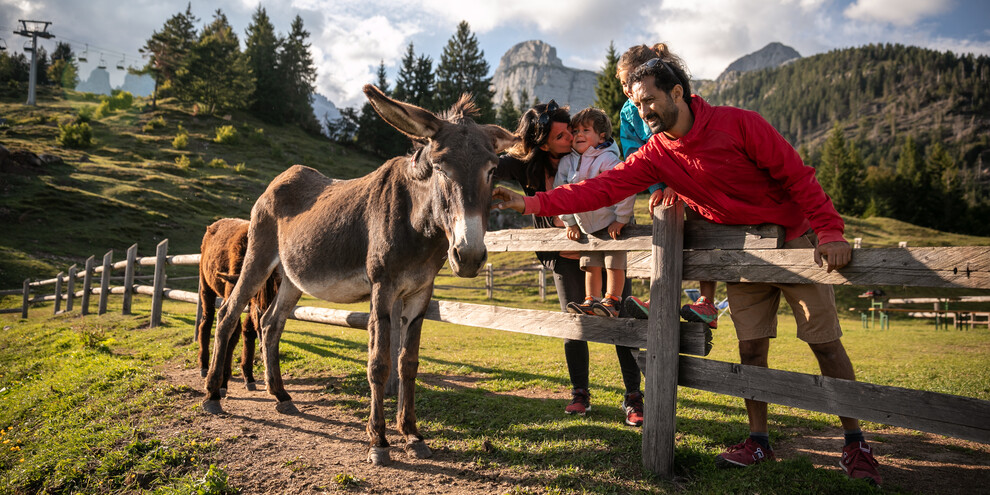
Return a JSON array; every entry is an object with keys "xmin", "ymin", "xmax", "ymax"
[
  {"xmin": 534, "ymin": 99, "xmax": 559, "ymax": 143},
  {"xmin": 643, "ymin": 57, "xmax": 675, "ymax": 76}
]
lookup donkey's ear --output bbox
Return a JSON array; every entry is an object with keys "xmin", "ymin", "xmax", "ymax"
[
  {"xmin": 363, "ymin": 84, "xmax": 443, "ymax": 139},
  {"xmin": 483, "ymin": 124, "xmax": 519, "ymax": 154}
]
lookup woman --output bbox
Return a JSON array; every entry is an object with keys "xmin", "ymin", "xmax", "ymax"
[{"xmin": 494, "ymin": 100, "xmax": 644, "ymax": 427}]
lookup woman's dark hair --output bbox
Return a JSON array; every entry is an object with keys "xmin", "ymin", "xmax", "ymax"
[
  {"xmin": 626, "ymin": 43, "xmax": 692, "ymax": 105},
  {"xmin": 506, "ymin": 100, "xmax": 571, "ymax": 163}
]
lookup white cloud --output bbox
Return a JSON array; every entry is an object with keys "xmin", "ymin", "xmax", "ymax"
[{"xmin": 843, "ymin": 0, "xmax": 954, "ymax": 26}]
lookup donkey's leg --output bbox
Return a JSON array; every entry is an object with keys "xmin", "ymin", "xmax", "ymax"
[
  {"xmin": 259, "ymin": 281, "xmax": 303, "ymax": 413},
  {"xmin": 220, "ymin": 319, "xmax": 241, "ymax": 396},
  {"xmin": 397, "ymin": 288, "xmax": 433, "ymax": 459},
  {"xmin": 196, "ymin": 274, "xmax": 216, "ymax": 378},
  {"xmin": 241, "ymin": 302, "xmax": 260, "ymax": 390},
  {"xmin": 204, "ymin": 226, "xmax": 279, "ymax": 411},
  {"xmin": 366, "ymin": 287, "xmax": 397, "ymax": 466}
]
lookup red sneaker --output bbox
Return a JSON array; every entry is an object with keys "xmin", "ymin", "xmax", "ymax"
[
  {"xmin": 623, "ymin": 296, "xmax": 650, "ymax": 319},
  {"xmin": 841, "ymin": 442, "xmax": 882, "ymax": 486},
  {"xmin": 564, "ymin": 388, "xmax": 590, "ymax": 416},
  {"xmin": 681, "ymin": 296, "xmax": 718, "ymax": 329},
  {"xmin": 566, "ymin": 296, "xmax": 597, "ymax": 316},
  {"xmin": 715, "ymin": 438, "xmax": 776, "ymax": 468},
  {"xmin": 622, "ymin": 391, "xmax": 644, "ymax": 426}
]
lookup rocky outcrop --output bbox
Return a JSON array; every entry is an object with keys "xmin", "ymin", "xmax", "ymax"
[
  {"xmin": 311, "ymin": 92, "xmax": 342, "ymax": 136},
  {"xmin": 491, "ymin": 40, "xmax": 599, "ymax": 113},
  {"xmin": 722, "ymin": 42, "xmax": 801, "ymax": 74},
  {"xmin": 119, "ymin": 72, "xmax": 156, "ymax": 97},
  {"xmin": 76, "ymin": 68, "xmax": 113, "ymax": 96}
]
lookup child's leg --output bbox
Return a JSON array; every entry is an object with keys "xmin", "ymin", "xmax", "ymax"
[
  {"xmin": 585, "ymin": 269, "xmax": 602, "ymax": 299},
  {"xmin": 605, "ymin": 268, "xmax": 625, "ymax": 298},
  {"xmin": 700, "ymin": 280, "xmax": 716, "ymax": 300}
]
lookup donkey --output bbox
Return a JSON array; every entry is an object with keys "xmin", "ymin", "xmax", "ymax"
[
  {"xmin": 196, "ymin": 218, "xmax": 280, "ymax": 391},
  {"xmin": 202, "ymin": 85, "xmax": 517, "ymax": 465}
]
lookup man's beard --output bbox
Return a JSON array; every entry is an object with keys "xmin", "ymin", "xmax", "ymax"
[{"xmin": 645, "ymin": 104, "xmax": 678, "ymax": 135}]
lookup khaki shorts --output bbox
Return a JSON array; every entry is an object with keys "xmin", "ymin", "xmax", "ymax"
[
  {"xmin": 726, "ymin": 232, "xmax": 842, "ymax": 344},
  {"xmin": 580, "ymin": 250, "xmax": 627, "ymax": 270}
]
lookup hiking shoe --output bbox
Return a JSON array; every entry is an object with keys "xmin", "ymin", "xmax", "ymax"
[
  {"xmin": 715, "ymin": 438, "xmax": 776, "ymax": 468},
  {"xmin": 566, "ymin": 296, "xmax": 597, "ymax": 316},
  {"xmin": 681, "ymin": 296, "xmax": 719, "ymax": 329},
  {"xmin": 564, "ymin": 388, "xmax": 591, "ymax": 416},
  {"xmin": 622, "ymin": 391, "xmax": 644, "ymax": 427},
  {"xmin": 591, "ymin": 293, "xmax": 621, "ymax": 317},
  {"xmin": 623, "ymin": 296, "xmax": 650, "ymax": 320},
  {"xmin": 840, "ymin": 442, "xmax": 882, "ymax": 486}
]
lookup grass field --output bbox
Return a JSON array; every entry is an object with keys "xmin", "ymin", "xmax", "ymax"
[{"xmin": 1, "ymin": 293, "xmax": 987, "ymax": 494}]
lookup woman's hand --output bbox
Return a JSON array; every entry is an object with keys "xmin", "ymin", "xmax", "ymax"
[
  {"xmin": 566, "ymin": 225, "xmax": 581, "ymax": 240},
  {"xmin": 608, "ymin": 221, "xmax": 626, "ymax": 240},
  {"xmin": 492, "ymin": 187, "xmax": 526, "ymax": 213}
]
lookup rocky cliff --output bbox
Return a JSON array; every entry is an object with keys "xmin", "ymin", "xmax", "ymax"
[
  {"xmin": 697, "ymin": 42, "xmax": 802, "ymax": 97},
  {"xmin": 491, "ymin": 40, "xmax": 599, "ymax": 113}
]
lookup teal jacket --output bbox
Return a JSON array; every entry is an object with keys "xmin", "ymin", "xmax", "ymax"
[{"xmin": 620, "ymin": 99, "xmax": 664, "ymax": 194}]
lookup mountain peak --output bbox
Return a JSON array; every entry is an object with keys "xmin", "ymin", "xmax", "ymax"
[
  {"xmin": 491, "ymin": 40, "xmax": 598, "ymax": 114},
  {"xmin": 497, "ymin": 40, "xmax": 563, "ymax": 68},
  {"xmin": 723, "ymin": 42, "xmax": 801, "ymax": 74}
]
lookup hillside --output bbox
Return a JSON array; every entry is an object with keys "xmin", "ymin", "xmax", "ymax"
[{"xmin": 0, "ymin": 90, "xmax": 385, "ymax": 288}]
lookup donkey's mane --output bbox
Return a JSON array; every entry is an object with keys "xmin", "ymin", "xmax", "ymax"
[{"xmin": 438, "ymin": 93, "xmax": 479, "ymax": 123}]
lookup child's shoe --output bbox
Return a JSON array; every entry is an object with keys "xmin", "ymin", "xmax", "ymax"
[
  {"xmin": 680, "ymin": 296, "xmax": 719, "ymax": 328},
  {"xmin": 623, "ymin": 296, "xmax": 650, "ymax": 319},
  {"xmin": 591, "ymin": 293, "xmax": 621, "ymax": 317},
  {"xmin": 566, "ymin": 296, "xmax": 597, "ymax": 316}
]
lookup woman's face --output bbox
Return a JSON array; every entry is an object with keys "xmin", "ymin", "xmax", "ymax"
[
  {"xmin": 618, "ymin": 68, "xmax": 633, "ymax": 99},
  {"xmin": 540, "ymin": 121, "xmax": 573, "ymax": 156}
]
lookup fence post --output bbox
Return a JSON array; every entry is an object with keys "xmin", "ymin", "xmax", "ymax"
[
  {"xmin": 53, "ymin": 271, "xmax": 64, "ymax": 315},
  {"xmin": 642, "ymin": 202, "xmax": 684, "ymax": 479},
  {"xmin": 98, "ymin": 250, "xmax": 112, "ymax": 315},
  {"xmin": 539, "ymin": 264, "xmax": 546, "ymax": 302},
  {"xmin": 486, "ymin": 263, "xmax": 493, "ymax": 300},
  {"xmin": 150, "ymin": 239, "xmax": 168, "ymax": 327},
  {"xmin": 21, "ymin": 278, "xmax": 30, "ymax": 318},
  {"xmin": 81, "ymin": 256, "xmax": 94, "ymax": 315},
  {"xmin": 122, "ymin": 244, "xmax": 137, "ymax": 315},
  {"xmin": 194, "ymin": 277, "xmax": 203, "ymax": 341},
  {"xmin": 65, "ymin": 264, "xmax": 77, "ymax": 312}
]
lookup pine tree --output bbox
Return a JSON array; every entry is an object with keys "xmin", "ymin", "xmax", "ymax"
[
  {"xmin": 47, "ymin": 42, "xmax": 78, "ymax": 89},
  {"xmin": 141, "ymin": 2, "xmax": 198, "ymax": 108},
  {"xmin": 817, "ymin": 124, "xmax": 863, "ymax": 215},
  {"xmin": 496, "ymin": 89, "xmax": 520, "ymax": 130},
  {"xmin": 245, "ymin": 5, "xmax": 283, "ymax": 123},
  {"xmin": 278, "ymin": 15, "xmax": 320, "ymax": 133},
  {"xmin": 594, "ymin": 42, "xmax": 625, "ymax": 136},
  {"xmin": 412, "ymin": 53, "xmax": 436, "ymax": 110},
  {"xmin": 434, "ymin": 21, "xmax": 494, "ymax": 122},
  {"xmin": 392, "ymin": 43, "xmax": 417, "ymax": 104},
  {"xmin": 174, "ymin": 9, "xmax": 254, "ymax": 114}
]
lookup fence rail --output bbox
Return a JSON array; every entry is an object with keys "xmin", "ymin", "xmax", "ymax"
[{"xmin": 3, "ymin": 220, "xmax": 989, "ymax": 479}]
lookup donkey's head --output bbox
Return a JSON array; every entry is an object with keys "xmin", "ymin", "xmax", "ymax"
[{"xmin": 363, "ymin": 85, "xmax": 517, "ymax": 278}]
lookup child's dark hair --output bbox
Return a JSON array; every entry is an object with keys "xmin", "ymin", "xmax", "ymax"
[
  {"xmin": 570, "ymin": 107, "xmax": 612, "ymax": 141},
  {"xmin": 626, "ymin": 43, "xmax": 692, "ymax": 105}
]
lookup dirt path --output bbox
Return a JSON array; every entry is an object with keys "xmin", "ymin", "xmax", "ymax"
[{"xmin": 157, "ymin": 363, "xmax": 990, "ymax": 494}]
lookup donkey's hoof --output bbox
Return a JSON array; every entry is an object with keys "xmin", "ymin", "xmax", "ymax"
[
  {"xmin": 405, "ymin": 441, "xmax": 432, "ymax": 459},
  {"xmin": 202, "ymin": 399, "xmax": 225, "ymax": 415},
  {"xmin": 367, "ymin": 447, "xmax": 391, "ymax": 466},
  {"xmin": 200, "ymin": 368, "xmax": 208, "ymax": 378},
  {"xmin": 245, "ymin": 381, "xmax": 257, "ymax": 391},
  {"xmin": 275, "ymin": 400, "xmax": 299, "ymax": 414}
]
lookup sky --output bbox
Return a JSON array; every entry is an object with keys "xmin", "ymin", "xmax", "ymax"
[{"xmin": 2, "ymin": 0, "xmax": 988, "ymax": 109}]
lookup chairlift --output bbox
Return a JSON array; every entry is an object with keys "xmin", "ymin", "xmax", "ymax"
[
  {"xmin": 116, "ymin": 55, "xmax": 125, "ymax": 70},
  {"xmin": 78, "ymin": 44, "xmax": 89, "ymax": 63},
  {"xmin": 0, "ymin": 38, "xmax": 6, "ymax": 51},
  {"xmin": 97, "ymin": 53, "xmax": 107, "ymax": 70},
  {"xmin": 23, "ymin": 40, "xmax": 33, "ymax": 53}
]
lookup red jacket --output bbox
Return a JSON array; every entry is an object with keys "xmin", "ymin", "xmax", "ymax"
[{"xmin": 523, "ymin": 96, "xmax": 846, "ymax": 244}]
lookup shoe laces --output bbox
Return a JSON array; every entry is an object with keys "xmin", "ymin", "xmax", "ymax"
[
  {"xmin": 844, "ymin": 443, "xmax": 878, "ymax": 468},
  {"xmin": 625, "ymin": 392, "xmax": 644, "ymax": 413}
]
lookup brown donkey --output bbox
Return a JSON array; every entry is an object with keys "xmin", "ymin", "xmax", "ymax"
[
  {"xmin": 196, "ymin": 218, "xmax": 279, "ymax": 391},
  {"xmin": 203, "ymin": 85, "xmax": 517, "ymax": 465}
]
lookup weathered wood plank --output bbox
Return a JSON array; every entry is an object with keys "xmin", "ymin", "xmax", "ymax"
[
  {"xmin": 682, "ymin": 247, "xmax": 990, "ymax": 289},
  {"xmin": 888, "ymin": 296, "xmax": 990, "ymax": 304},
  {"xmin": 677, "ymin": 355, "xmax": 990, "ymax": 444},
  {"xmin": 642, "ymin": 203, "xmax": 684, "ymax": 479},
  {"xmin": 485, "ymin": 222, "xmax": 783, "ymax": 253},
  {"xmin": 122, "ymin": 244, "xmax": 137, "ymax": 315},
  {"xmin": 150, "ymin": 240, "xmax": 168, "ymax": 328}
]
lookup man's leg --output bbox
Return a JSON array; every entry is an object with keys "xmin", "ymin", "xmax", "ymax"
[
  {"xmin": 739, "ymin": 337, "xmax": 771, "ymax": 433},
  {"xmin": 808, "ymin": 338, "xmax": 858, "ymax": 431}
]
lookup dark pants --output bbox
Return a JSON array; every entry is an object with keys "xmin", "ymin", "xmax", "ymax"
[{"xmin": 551, "ymin": 256, "xmax": 641, "ymax": 395}]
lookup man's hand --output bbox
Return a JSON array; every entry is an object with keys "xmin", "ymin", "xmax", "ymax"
[
  {"xmin": 814, "ymin": 241, "xmax": 852, "ymax": 273},
  {"xmin": 492, "ymin": 186, "xmax": 526, "ymax": 213}
]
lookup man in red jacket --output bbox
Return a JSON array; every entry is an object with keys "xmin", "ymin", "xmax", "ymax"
[{"xmin": 493, "ymin": 48, "xmax": 882, "ymax": 486}]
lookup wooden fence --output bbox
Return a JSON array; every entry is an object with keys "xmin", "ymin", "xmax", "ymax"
[{"xmin": 3, "ymin": 210, "xmax": 990, "ymax": 478}]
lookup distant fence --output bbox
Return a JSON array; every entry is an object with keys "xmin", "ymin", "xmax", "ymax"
[{"xmin": 3, "ymin": 215, "xmax": 990, "ymax": 479}]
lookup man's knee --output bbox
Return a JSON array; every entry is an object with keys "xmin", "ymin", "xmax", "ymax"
[
  {"xmin": 738, "ymin": 338, "xmax": 769, "ymax": 366},
  {"xmin": 808, "ymin": 339, "xmax": 847, "ymax": 360}
]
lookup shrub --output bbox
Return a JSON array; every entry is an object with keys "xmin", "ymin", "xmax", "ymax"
[
  {"xmin": 234, "ymin": 162, "xmax": 246, "ymax": 174},
  {"xmin": 93, "ymin": 100, "xmax": 112, "ymax": 119},
  {"xmin": 174, "ymin": 155, "xmax": 191, "ymax": 169},
  {"xmin": 214, "ymin": 125, "xmax": 238, "ymax": 144},
  {"xmin": 142, "ymin": 116, "xmax": 166, "ymax": 132},
  {"xmin": 190, "ymin": 155, "xmax": 205, "ymax": 168},
  {"xmin": 208, "ymin": 157, "xmax": 228, "ymax": 169},
  {"xmin": 57, "ymin": 121, "xmax": 93, "ymax": 148},
  {"xmin": 172, "ymin": 133, "xmax": 188, "ymax": 150},
  {"xmin": 76, "ymin": 105, "xmax": 94, "ymax": 123},
  {"xmin": 108, "ymin": 90, "xmax": 133, "ymax": 111}
]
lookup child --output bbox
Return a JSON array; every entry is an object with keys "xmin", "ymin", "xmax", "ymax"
[
  {"xmin": 554, "ymin": 107, "xmax": 635, "ymax": 318},
  {"xmin": 614, "ymin": 44, "xmax": 720, "ymax": 328}
]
